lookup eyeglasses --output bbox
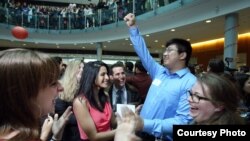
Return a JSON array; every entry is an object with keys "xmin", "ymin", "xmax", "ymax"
[
  {"xmin": 188, "ymin": 91, "xmax": 211, "ymax": 103},
  {"xmin": 163, "ymin": 48, "xmax": 178, "ymax": 59},
  {"xmin": 164, "ymin": 48, "xmax": 178, "ymax": 53}
]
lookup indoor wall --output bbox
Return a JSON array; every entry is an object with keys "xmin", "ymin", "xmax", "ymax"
[{"xmin": 192, "ymin": 33, "xmax": 250, "ymax": 69}]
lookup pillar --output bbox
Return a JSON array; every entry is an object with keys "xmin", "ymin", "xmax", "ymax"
[
  {"xmin": 224, "ymin": 13, "xmax": 238, "ymax": 69},
  {"xmin": 96, "ymin": 42, "xmax": 103, "ymax": 61}
]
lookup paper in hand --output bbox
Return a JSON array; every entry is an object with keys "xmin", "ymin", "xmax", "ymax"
[{"xmin": 116, "ymin": 104, "xmax": 135, "ymax": 117}]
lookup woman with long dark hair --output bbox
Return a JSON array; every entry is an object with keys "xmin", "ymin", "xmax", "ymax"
[{"xmin": 73, "ymin": 61, "xmax": 116, "ymax": 141}]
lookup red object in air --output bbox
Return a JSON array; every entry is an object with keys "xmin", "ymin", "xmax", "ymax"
[{"xmin": 11, "ymin": 26, "xmax": 29, "ymax": 40}]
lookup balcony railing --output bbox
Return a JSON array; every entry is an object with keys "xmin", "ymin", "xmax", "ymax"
[{"xmin": 0, "ymin": 0, "xmax": 186, "ymax": 32}]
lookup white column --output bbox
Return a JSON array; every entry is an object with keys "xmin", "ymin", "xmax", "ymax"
[
  {"xmin": 224, "ymin": 13, "xmax": 238, "ymax": 69},
  {"xmin": 96, "ymin": 42, "xmax": 103, "ymax": 61}
]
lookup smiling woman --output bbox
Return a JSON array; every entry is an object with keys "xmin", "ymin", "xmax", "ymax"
[
  {"xmin": 188, "ymin": 73, "xmax": 245, "ymax": 125},
  {"xmin": 73, "ymin": 61, "xmax": 117, "ymax": 141},
  {"xmin": 0, "ymin": 48, "xmax": 71, "ymax": 141},
  {"xmin": 0, "ymin": 49, "xmax": 57, "ymax": 140}
]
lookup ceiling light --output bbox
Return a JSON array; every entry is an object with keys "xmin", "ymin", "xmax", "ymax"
[
  {"xmin": 171, "ymin": 29, "xmax": 175, "ymax": 32},
  {"xmin": 125, "ymin": 38, "xmax": 128, "ymax": 40},
  {"xmin": 104, "ymin": 45, "xmax": 107, "ymax": 48},
  {"xmin": 206, "ymin": 20, "xmax": 211, "ymax": 23},
  {"xmin": 161, "ymin": 45, "xmax": 165, "ymax": 48},
  {"xmin": 107, "ymin": 41, "xmax": 111, "ymax": 43},
  {"xmin": 146, "ymin": 34, "xmax": 150, "ymax": 37},
  {"xmin": 90, "ymin": 43, "xmax": 93, "ymax": 44},
  {"xmin": 57, "ymin": 46, "xmax": 60, "ymax": 48},
  {"xmin": 187, "ymin": 38, "xmax": 190, "ymax": 41},
  {"xmin": 130, "ymin": 44, "xmax": 132, "ymax": 46},
  {"xmin": 82, "ymin": 46, "xmax": 85, "ymax": 49},
  {"xmin": 154, "ymin": 40, "xmax": 158, "ymax": 43},
  {"xmin": 23, "ymin": 44, "xmax": 26, "ymax": 46}
]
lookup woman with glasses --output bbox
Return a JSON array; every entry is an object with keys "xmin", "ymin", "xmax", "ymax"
[
  {"xmin": 73, "ymin": 61, "xmax": 117, "ymax": 141},
  {"xmin": 188, "ymin": 73, "xmax": 245, "ymax": 125}
]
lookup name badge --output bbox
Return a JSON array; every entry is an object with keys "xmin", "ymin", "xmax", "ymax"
[{"xmin": 152, "ymin": 79, "xmax": 161, "ymax": 86}]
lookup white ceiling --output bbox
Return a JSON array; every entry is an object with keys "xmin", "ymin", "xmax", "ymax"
[{"xmin": 0, "ymin": 0, "xmax": 250, "ymax": 55}]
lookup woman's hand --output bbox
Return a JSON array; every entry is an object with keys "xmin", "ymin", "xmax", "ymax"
[
  {"xmin": 40, "ymin": 114, "xmax": 53, "ymax": 141},
  {"xmin": 51, "ymin": 106, "xmax": 72, "ymax": 140}
]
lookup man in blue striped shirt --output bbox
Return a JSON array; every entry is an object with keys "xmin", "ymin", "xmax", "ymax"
[{"xmin": 123, "ymin": 13, "xmax": 197, "ymax": 141}]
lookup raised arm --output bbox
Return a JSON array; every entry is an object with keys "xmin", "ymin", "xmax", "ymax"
[
  {"xmin": 124, "ymin": 13, "xmax": 164, "ymax": 79},
  {"xmin": 124, "ymin": 13, "xmax": 136, "ymax": 28}
]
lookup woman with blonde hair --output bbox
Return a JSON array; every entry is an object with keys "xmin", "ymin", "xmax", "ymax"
[
  {"xmin": 59, "ymin": 60, "xmax": 83, "ymax": 102},
  {"xmin": 55, "ymin": 60, "xmax": 84, "ymax": 141}
]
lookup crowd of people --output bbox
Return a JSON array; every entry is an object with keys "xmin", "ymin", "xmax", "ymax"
[
  {"xmin": 1, "ymin": 12, "xmax": 250, "ymax": 141},
  {"xmin": 0, "ymin": 0, "xmax": 171, "ymax": 30}
]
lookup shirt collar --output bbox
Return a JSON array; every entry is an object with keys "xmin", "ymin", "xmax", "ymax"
[
  {"xmin": 165, "ymin": 67, "xmax": 190, "ymax": 78},
  {"xmin": 113, "ymin": 85, "xmax": 125, "ymax": 92}
]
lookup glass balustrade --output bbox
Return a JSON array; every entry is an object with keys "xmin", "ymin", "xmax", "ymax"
[{"xmin": 0, "ymin": 0, "xmax": 185, "ymax": 32}]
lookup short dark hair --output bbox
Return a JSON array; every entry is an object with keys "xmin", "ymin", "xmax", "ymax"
[
  {"xmin": 166, "ymin": 38, "xmax": 192, "ymax": 66},
  {"xmin": 125, "ymin": 61, "xmax": 134, "ymax": 71},
  {"xmin": 135, "ymin": 60, "xmax": 146, "ymax": 72},
  {"xmin": 110, "ymin": 62, "xmax": 125, "ymax": 75},
  {"xmin": 52, "ymin": 56, "xmax": 62, "ymax": 65},
  {"xmin": 208, "ymin": 59, "xmax": 225, "ymax": 74}
]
